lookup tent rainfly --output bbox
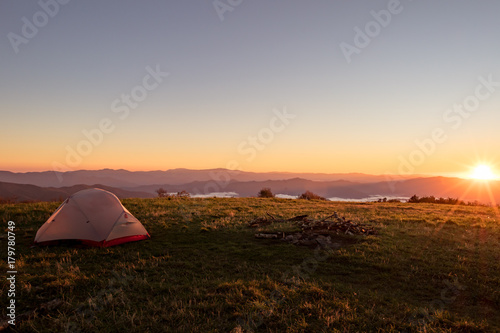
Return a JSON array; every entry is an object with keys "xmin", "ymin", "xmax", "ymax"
[{"xmin": 34, "ymin": 188, "xmax": 150, "ymax": 247}]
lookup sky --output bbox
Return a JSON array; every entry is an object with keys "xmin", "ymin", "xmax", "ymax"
[{"xmin": 1, "ymin": 0, "xmax": 500, "ymax": 177}]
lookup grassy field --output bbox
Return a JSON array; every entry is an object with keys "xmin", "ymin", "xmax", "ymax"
[{"xmin": 1, "ymin": 197, "xmax": 500, "ymax": 332}]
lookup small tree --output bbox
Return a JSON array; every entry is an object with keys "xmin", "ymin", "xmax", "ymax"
[
  {"xmin": 298, "ymin": 190, "xmax": 326, "ymax": 200},
  {"xmin": 156, "ymin": 187, "xmax": 167, "ymax": 198},
  {"xmin": 258, "ymin": 187, "xmax": 274, "ymax": 198},
  {"xmin": 176, "ymin": 190, "xmax": 190, "ymax": 198},
  {"xmin": 408, "ymin": 194, "xmax": 419, "ymax": 203}
]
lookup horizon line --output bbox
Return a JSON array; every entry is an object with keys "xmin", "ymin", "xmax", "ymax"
[{"xmin": 0, "ymin": 167, "xmax": 472, "ymax": 180}]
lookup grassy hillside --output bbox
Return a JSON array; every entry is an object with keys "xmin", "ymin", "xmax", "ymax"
[{"xmin": 1, "ymin": 198, "xmax": 499, "ymax": 332}]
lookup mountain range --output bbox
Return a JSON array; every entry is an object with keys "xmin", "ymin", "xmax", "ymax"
[
  {"xmin": 0, "ymin": 168, "xmax": 499, "ymax": 204},
  {"xmin": 0, "ymin": 181, "xmax": 154, "ymax": 202},
  {"xmin": 0, "ymin": 168, "xmax": 416, "ymax": 187}
]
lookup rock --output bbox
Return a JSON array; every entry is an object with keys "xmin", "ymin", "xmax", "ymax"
[
  {"xmin": 315, "ymin": 235, "xmax": 331, "ymax": 247},
  {"xmin": 298, "ymin": 239, "xmax": 316, "ymax": 246}
]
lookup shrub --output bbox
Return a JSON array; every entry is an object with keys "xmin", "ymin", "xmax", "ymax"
[
  {"xmin": 298, "ymin": 190, "xmax": 326, "ymax": 200},
  {"xmin": 176, "ymin": 190, "xmax": 190, "ymax": 198},
  {"xmin": 0, "ymin": 197, "xmax": 17, "ymax": 204},
  {"xmin": 155, "ymin": 188, "xmax": 168, "ymax": 198},
  {"xmin": 407, "ymin": 194, "xmax": 484, "ymax": 206},
  {"xmin": 258, "ymin": 187, "xmax": 275, "ymax": 198},
  {"xmin": 408, "ymin": 195, "xmax": 420, "ymax": 203}
]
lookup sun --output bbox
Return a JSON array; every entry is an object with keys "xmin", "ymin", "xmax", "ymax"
[{"xmin": 470, "ymin": 164, "xmax": 496, "ymax": 180}]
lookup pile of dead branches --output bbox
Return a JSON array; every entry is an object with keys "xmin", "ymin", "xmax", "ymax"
[{"xmin": 250, "ymin": 212, "xmax": 376, "ymax": 247}]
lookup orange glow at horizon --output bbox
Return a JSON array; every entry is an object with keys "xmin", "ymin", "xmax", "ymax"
[{"xmin": 2, "ymin": 139, "xmax": 499, "ymax": 177}]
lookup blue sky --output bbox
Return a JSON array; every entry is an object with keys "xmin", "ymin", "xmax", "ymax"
[{"xmin": 1, "ymin": 0, "xmax": 500, "ymax": 176}]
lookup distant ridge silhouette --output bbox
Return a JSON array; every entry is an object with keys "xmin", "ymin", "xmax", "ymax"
[{"xmin": 0, "ymin": 169, "xmax": 499, "ymax": 204}]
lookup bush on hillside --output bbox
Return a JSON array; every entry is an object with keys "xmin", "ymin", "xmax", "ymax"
[
  {"xmin": 407, "ymin": 194, "xmax": 485, "ymax": 206},
  {"xmin": 258, "ymin": 187, "xmax": 275, "ymax": 198},
  {"xmin": 376, "ymin": 197, "xmax": 402, "ymax": 203},
  {"xmin": 155, "ymin": 188, "xmax": 168, "ymax": 198},
  {"xmin": 176, "ymin": 190, "xmax": 190, "ymax": 198},
  {"xmin": 298, "ymin": 190, "xmax": 326, "ymax": 201},
  {"xmin": 0, "ymin": 196, "xmax": 17, "ymax": 204}
]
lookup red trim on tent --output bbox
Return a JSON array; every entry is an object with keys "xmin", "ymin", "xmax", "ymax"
[
  {"xmin": 34, "ymin": 234, "xmax": 150, "ymax": 248},
  {"xmin": 101, "ymin": 234, "xmax": 151, "ymax": 247}
]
